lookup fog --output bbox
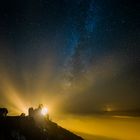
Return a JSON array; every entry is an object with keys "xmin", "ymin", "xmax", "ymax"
[{"xmin": 54, "ymin": 114, "xmax": 140, "ymax": 140}]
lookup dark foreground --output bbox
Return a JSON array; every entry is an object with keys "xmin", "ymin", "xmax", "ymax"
[{"xmin": 0, "ymin": 116, "xmax": 83, "ymax": 140}]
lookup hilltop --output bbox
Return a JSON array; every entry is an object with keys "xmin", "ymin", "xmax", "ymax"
[
  {"xmin": 0, "ymin": 106, "xmax": 83, "ymax": 140},
  {"xmin": 0, "ymin": 116, "xmax": 83, "ymax": 140}
]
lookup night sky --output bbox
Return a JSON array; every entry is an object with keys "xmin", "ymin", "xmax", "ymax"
[{"xmin": 0, "ymin": 0, "xmax": 139, "ymax": 115}]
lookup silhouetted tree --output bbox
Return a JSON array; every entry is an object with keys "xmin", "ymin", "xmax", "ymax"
[{"xmin": 0, "ymin": 108, "xmax": 8, "ymax": 117}]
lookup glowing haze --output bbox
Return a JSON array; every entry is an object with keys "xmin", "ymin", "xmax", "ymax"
[{"xmin": 0, "ymin": 0, "xmax": 139, "ymax": 139}]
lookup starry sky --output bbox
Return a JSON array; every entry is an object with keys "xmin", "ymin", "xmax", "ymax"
[{"xmin": 0, "ymin": 0, "xmax": 139, "ymax": 115}]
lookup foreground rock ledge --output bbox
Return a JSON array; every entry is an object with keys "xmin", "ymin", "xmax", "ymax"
[{"xmin": 0, "ymin": 116, "xmax": 84, "ymax": 140}]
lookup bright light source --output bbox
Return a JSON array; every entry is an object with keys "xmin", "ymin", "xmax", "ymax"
[
  {"xmin": 41, "ymin": 107, "xmax": 48, "ymax": 116},
  {"xmin": 106, "ymin": 107, "xmax": 112, "ymax": 112}
]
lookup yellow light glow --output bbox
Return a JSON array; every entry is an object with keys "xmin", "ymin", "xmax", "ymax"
[
  {"xmin": 106, "ymin": 107, "xmax": 112, "ymax": 112},
  {"xmin": 41, "ymin": 107, "xmax": 48, "ymax": 116}
]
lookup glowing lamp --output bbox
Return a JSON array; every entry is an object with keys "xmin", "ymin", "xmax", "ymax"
[{"xmin": 41, "ymin": 107, "xmax": 48, "ymax": 116}]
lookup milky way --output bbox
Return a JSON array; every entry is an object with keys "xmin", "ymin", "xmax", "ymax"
[{"xmin": 0, "ymin": 0, "xmax": 139, "ymax": 115}]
